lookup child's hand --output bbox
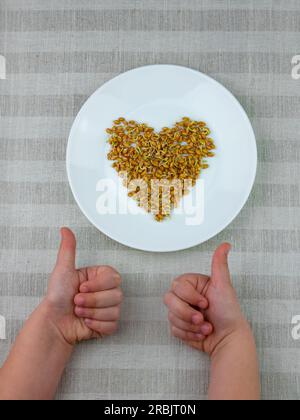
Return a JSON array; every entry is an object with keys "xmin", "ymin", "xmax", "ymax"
[
  {"xmin": 43, "ymin": 228, "xmax": 123, "ymax": 345},
  {"xmin": 164, "ymin": 243, "xmax": 250, "ymax": 356}
]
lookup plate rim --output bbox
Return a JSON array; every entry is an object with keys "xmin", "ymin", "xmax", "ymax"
[{"xmin": 66, "ymin": 64, "xmax": 257, "ymax": 253}]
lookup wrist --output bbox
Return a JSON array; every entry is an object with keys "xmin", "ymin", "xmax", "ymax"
[
  {"xmin": 210, "ymin": 319, "xmax": 255, "ymax": 360},
  {"xmin": 36, "ymin": 299, "xmax": 75, "ymax": 352}
]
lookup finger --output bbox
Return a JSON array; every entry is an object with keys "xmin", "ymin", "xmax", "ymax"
[
  {"xmin": 171, "ymin": 326, "xmax": 205, "ymax": 342},
  {"xmin": 168, "ymin": 312, "xmax": 213, "ymax": 335},
  {"xmin": 84, "ymin": 319, "xmax": 118, "ymax": 336},
  {"xmin": 172, "ymin": 278, "xmax": 208, "ymax": 309},
  {"xmin": 211, "ymin": 243, "xmax": 232, "ymax": 287},
  {"xmin": 79, "ymin": 266, "xmax": 121, "ymax": 293},
  {"xmin": 164, "ymin": 292, "xmax": 204, "ymax": 324},
  {"xmin": 175, "ymin": 273, "xmax": 210, "ymax": 293},
  {"xmin": 74, "ymin": 288, "xmax": 123, "ymax": 308},
  {"xmin": 56, "ymin": 227, "xmax": 76, "ymax": 271},
  {"xmin": 75, "ymin": 306, "xmax": 121, "ymax": 321}
]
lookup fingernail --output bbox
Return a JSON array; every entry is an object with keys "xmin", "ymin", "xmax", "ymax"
[
  {"xmin": 81, "ymin": 285, "xmax": 89, "ymax": 293},
  {"xmin": 198, "ymin": 298, "xmax": 207, "ymax": 309},
  {"xmin": 192, "ymin": 314, "xmax": 202, "ymax": 325},
  {"xmin": 84, "ymin": 318, "xmax": 92, "ymax": 325},
  {"xmin": 200, "ymin": 324, "xmax": 211, "ymax": 335},
  {"xmin": 75, "ymin": 306, "xmax": 84, "ymax": 315},
  {"xmin": 76, "ymin": 296, "xmax": 85, "ymax": 306},
  {"xmin": 196, "ymin": 334, "xmax": 204, "ymax": 340}
]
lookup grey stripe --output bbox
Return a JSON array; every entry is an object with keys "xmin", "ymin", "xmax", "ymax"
[
  {"xmin": 2, "ymin": 10, "xmax": 300, "ymax": 32},
  {"xmin": 2, "ymin": 226, "xmax": 300, "ymax": 254},
  {"xmin": 5, "ymin": 31, "xmax": 299, "ymax": 54},
  {"xmin": 1, "ymin": 116, "xmax": 299, "ymax": 142},
  {"xmin": 258, "ymin": 141, "xmax": 300, "ymax": 163},
  {"xmin": 55, "ymin": 392, "xmax": 207, "ymax": 400},
  {"xmin": 1, "ymin": 138, "xmax": 300, "ymax": 162},
  {"xmin": 1, "ymin": 95, "xmax": 300, "ymax": 118},
  {"xmin": 1, "ymin": 250, "xmax": 300, "ymax": 276},
  {"xmin": 257, "ymin": 163, "xmax": 300, "ymax": 184},
  {"xmin": 3, "ymin": 0, "xmax": 300, "ymax": 12},
  {"xmin": 1, "ymin": 271, "xmax": 300, "ymax": 299},
  {"xmin": 0, "ymin": 295, "xmax": 300, "ymax": 325},
  {"xmin": 1, "ymin": 161, "xmax": 299, "ymax": 185},
  {"xmin": 0, "ymin": 117, "xmax": 73, "ymax": 139},
  {"xmin": 4, "ymin": 52, "xmax": 295, "ymax": 74},
  {"xmin": 0, "ymin": 181, "xmax": 298, "ymax": 206}
]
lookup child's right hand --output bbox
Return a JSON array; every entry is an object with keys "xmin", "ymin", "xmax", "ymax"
[{"xmin": 164, "ymin": 243, "xmax": 251, "ymax": 356}]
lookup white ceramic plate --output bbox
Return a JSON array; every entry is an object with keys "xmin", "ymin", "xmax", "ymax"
[{"xmin": 67, "ymin": 65, "xmax": 257, "ymax": 252}]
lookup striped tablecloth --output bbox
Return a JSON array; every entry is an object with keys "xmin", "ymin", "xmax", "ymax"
[{"xmin": 1, "ymin": 0, "xmax": 300, "ymax": 400}]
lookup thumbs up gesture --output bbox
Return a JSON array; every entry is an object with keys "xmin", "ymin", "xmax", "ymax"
[
  {"xmin": 44, "ymin": 228, "xmax": 123, "ymax": 345},
  {"xmin": 164, "ymin": 243, "xmax": 250, "ymax": 356}
]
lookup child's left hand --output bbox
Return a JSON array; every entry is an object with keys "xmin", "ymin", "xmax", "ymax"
[{"xmin": 43, "ymin": 228, "xmax": 123, "ymax": 345}]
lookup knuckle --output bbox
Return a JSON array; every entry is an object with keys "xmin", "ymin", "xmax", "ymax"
[
  {"xmin": 163, "ymin": 292, "xmax": 171, "ymax": 306},
  {"xmin": 101, "ymin": 264, "xmax": 117, "ymax": 274},
  {"xmin": 172, "ymin": 281, "xmax": 181, "ymax": 294},
  {"xmin": 113, "ymin": 306, "xmax": 121, "ymax": 320},
  {"xmin": 168, "ymin": 311, "xmax": 174, "ymax": 323},
  {"xmin": 186, "ymin": 332, "xmax": 194, "ymax": 340},
  {"xmin": 174, "ymin": 274, "xmax": 188, "ymax": 284},
  {"xmin": 101, "ymin": 265, "xmax": 121, "ymax": 281},
  {"xmin": 108, "ymin": 323, "xmax": 118, "ymax": 334},
  {"xmin": 88, "ymin": 308, "xmax": 96, "ymax": 318},
  {"xmin": 177, "ymin": 304, "xmax": 187, "ymax": 319},
  {"xmin": 88, "ymin": 294, "xmax": 96, "ymax": 307},
  {"xmin": 171, "ymin": 279, "xmax": 179, "ymax": 290},
  {"xmin": 115, "ymin": 288, "xmax": 123, "ymax": 302}
]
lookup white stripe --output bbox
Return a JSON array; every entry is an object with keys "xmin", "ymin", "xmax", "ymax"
[
  {"xmin": 2, "ymin": 0, "xmax": 298, "ymax": 12},
  {"xmin": 0, "ymin": 295, "xmax": 299, "ymax": 324},
  {"xmin": 0, "ymin": 161, "xmax": 66, "ymax": 182},
  {"xmin": 231, "ymin": 207, "xmax": 300, "ymax": 230},
  {"xmin": 69, "ymin": 344, "xmax": 209, "ymax": 370},
  {"xmin": 68, "ymin": 346, "xmax": 300, "ymax": 373},
  {"xmin": 1, "ymin": 161, "xmax": 299, "ymax": 184},
  {"xmin": 1, "ymin": 73, "xmax": 299, "ymax": 97},
  {"xmin": 0, "ymin": 73, "xmax": 118, "ymax": 96},
  {"xmin": 3, "ymin": 31, "xmax": 300, "ymax": 53},
  {"xmin": 0, "ymin": 205, "xmax": 300, "ymax": 230},
  {"xmin": 1, "ymin": 340, "xmax": 299, "ymax": 375}
]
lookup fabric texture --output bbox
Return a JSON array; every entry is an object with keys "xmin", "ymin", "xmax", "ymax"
[{"xmin": 1, "ymin": 0, "xmax": 300, "ymax": 400}]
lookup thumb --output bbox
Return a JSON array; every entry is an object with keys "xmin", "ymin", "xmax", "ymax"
[
  {"xmin": 55, "ymin": 227, "xmax": 76, "ymax": 271},
  {"xmin": 211, "ymin": 243, "xmax": 231, "ymax": 287}
]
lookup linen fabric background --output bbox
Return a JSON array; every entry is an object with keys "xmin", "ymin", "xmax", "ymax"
[{"xmin": 0, "ymin": 0, "xmax": 300, "ymax": 400}]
